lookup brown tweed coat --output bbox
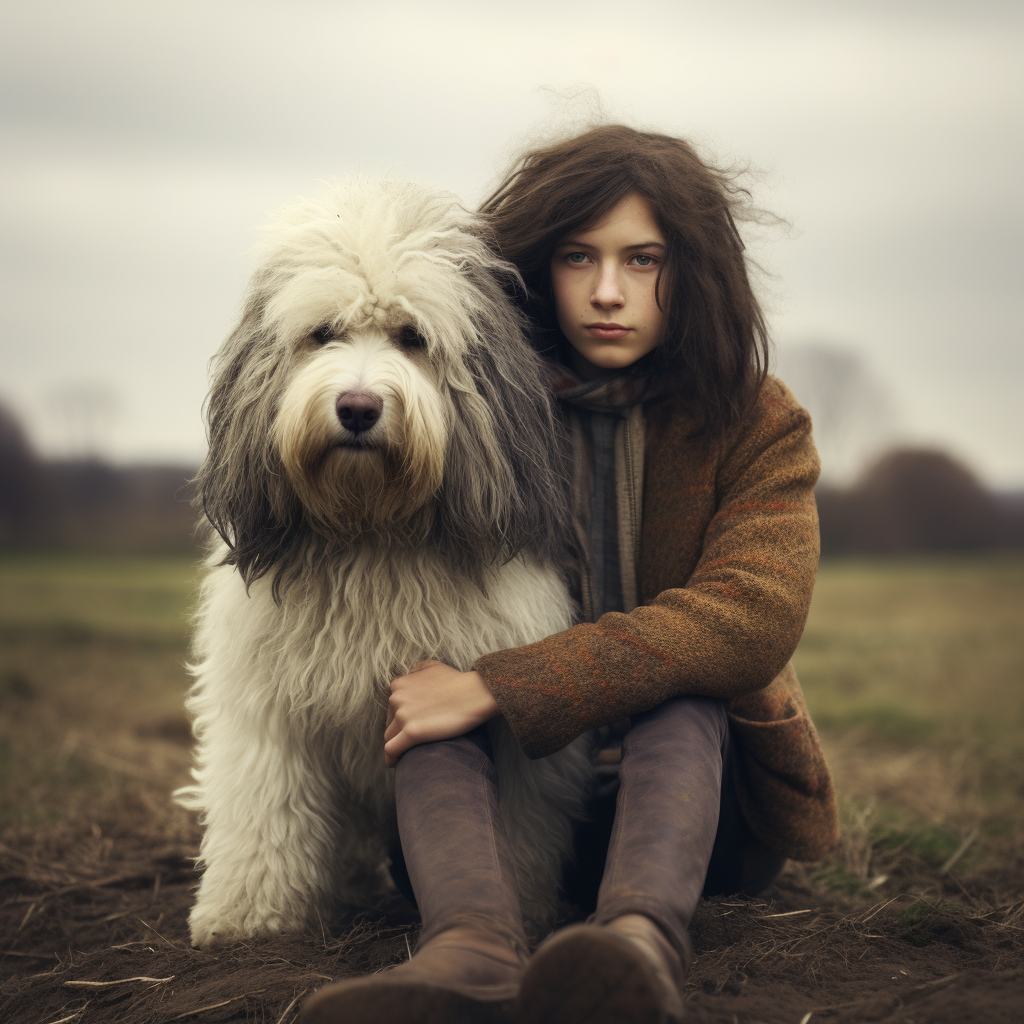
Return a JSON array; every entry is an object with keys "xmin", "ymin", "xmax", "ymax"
[{"xmin": 474, "ymin": 376, "xmax": 840, "ymax": 861}]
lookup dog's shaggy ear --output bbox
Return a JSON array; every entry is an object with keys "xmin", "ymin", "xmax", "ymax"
[
  {"xmin": 431, "ymin": 259, "xmax": 581, "ymax": 578},
  {"xmin": 194, "ymin": 287, "xmax": 305, "ymax": 592}
]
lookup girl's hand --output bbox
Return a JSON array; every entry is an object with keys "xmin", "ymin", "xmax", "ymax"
[{"xmin": 384, "ymin": 660, "xmax": 500, "ymax": 766}]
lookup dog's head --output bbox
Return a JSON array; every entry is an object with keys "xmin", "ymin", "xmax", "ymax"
[{"xmin": 197, "ymin": 179, "xmax": 576, "ymax": 592}]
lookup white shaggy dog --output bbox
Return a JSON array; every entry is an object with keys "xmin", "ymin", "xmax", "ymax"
[{"xmin": 176, "ymin": 180, "xmax": 592, "ymax": 949}]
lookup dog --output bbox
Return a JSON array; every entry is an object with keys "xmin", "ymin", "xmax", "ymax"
[{"xmin": 175, "ymin": 179, "xmax": 592, "ymax": 948}]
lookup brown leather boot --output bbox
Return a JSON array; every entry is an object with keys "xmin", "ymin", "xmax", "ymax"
[
  {"xmin": 302, "ymin": 732, "xmax": 526, "ymax": 1024},
  {"xmin": 519, "ymin": 695, "xmax": 730, "ymax": 1024}
]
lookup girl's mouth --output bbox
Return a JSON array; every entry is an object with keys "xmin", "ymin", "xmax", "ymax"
[{"xmin": 586, "ymin": 323, "xmax": 631, "ymax": 339}]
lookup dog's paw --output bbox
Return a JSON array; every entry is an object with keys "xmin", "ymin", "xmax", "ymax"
[
  {"xmin": 188, "ymin": 920, "xmax": 235, "ymax": 950},
  {"xmin": 188, "ymin": 902, "xmax": 289, "ymax": 949}
]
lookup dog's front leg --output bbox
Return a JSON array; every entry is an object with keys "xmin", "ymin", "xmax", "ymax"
[{"xmin": 182, "ymin": 706, "xmax": 340, "ymax": 948}]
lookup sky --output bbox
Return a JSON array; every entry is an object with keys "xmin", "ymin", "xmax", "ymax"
[{"xmin": 1, "ymin": 0, "xmax": 1021, "ymax": 486}]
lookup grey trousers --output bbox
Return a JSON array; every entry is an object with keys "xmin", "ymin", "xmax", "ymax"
[
  {"xmin": 389, "ymin": 697, "xmax": 785, "ymax": 915},
  {"xmin": 564, "ymin": 701, "xmax": 785, "ymax": 912}
]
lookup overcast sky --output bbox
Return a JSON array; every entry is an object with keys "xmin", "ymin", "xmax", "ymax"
[{"xmin": 1, "ymin": 0, "xmax": 1021, "ymax": 485}]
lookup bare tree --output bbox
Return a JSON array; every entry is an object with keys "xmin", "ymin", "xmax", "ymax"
[
  {"xmin": 47, "ymin": 382, "xmax": 122, "ymax": 459},
  {"xmin": 0, "ymin": 403, "xmax": 42, "ymax": 544},
  {"xmin": 774, "ymin": 343, "xmax": 899, "ymax": 485}
]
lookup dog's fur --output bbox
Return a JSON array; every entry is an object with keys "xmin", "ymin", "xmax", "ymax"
[{"xmin": 176, "ymin": 180, "xmax": 592, "ymax": 948}]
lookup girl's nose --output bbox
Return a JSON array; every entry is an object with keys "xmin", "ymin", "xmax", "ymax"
[{"xmin": 591, "ymin": 264, "xmax": 624, "ymax": 308}]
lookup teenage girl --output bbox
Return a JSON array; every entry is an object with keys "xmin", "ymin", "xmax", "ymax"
[{"xmin": 303, "ymin": 124, "xmax": 839, "ymax": 1024}]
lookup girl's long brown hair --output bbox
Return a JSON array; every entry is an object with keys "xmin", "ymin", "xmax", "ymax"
[{"xmin": 480, "ymin": 124, "xmax": 770, "ymax": 435}]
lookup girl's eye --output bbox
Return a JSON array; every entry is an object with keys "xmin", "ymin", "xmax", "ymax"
[
  {"xmin": 567, "ymin": 252, "xmax": 590, "ymax": 264},
  {"xmin": 311, "ymin": 324, "xmax": 334, "ymax": 344},
  {"xmin": 631, "ymin": 254, "xmax": 657, "ymax": 267}
]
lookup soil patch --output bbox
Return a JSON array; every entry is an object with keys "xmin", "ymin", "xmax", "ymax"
[{"xmin": 3, "ymin": 816, "xmax": 1022, "ymax": 1024}]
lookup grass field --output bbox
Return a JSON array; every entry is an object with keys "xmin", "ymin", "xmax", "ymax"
[
  {"xmin": 793, "ymin": 557, "xmax": 1024, "ymax": 905},
  {"xmin": 1, "ymin": 553, "xmax": 1022, "ymax": 1022},
  {"xmin": 0, "ymin": 553, "xmax": 199, "ymax": 829}
]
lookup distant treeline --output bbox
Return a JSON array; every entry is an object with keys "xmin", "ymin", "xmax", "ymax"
[
  {"xmin": 1, "ymin": 406, "xmax": 197, "ymax": 553},
  {"xmin": 2, "ymin": 459, "xmax": 198, "ymax": 553},
  {"xmin": 1, "ymin": 405, "xmax": 1022, "ymax": 556},
  {"xmin": 816, "ymin": 449, "xmax": 1024, "ymax": 555}
]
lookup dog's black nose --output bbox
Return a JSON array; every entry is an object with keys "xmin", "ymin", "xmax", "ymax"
[{"xmin": 336, "ymin": 392, "xmax": 383, "ymax": 434}]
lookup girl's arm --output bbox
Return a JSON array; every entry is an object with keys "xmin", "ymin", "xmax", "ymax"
[
  {"xmin": 384, "ymin": 661, "xmax": 497, "ymax": 766},
  {"xmin": 473, "ymin": 380, "xmax": 821, "ymax": 759}
]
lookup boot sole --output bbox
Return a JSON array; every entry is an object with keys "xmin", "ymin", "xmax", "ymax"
[
  {"xmin": 301, "ymin": 975, "xmax": 515, "ymax": 1024},
  {"xmin": 518, "ymin": 925, "xmax": 679, "ymax": 1024}
]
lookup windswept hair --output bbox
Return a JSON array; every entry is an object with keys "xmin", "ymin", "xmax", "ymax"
[{"xmin": 480, "ymin": 124, "xmax": 771, "ymax": 434}]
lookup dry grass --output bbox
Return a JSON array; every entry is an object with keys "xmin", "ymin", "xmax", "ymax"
[{"xmin": 1, "ymin": 551, "xmax": 1022, "ymax": 1022}]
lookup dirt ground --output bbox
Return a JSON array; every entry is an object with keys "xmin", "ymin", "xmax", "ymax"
[
  {"xmin": 2, "ymin": 554, "xmax": 1023, "ymax": 1023},
  {"xmin": 3, "ymin": 802, "xmax": 1022, "ymax": 1024}
]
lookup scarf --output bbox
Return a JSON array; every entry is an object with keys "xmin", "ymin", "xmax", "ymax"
[{"xmin": 543, "ymin": 360, "xmax": 647, "ymax": 623}]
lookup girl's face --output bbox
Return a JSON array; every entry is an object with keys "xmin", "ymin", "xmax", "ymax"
[{"xmin": 550, "ymin": 192, "xmax": 667, "ymax": 378}]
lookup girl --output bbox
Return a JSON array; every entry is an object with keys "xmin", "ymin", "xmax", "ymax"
[{"xmin": 303, "ymin": 125, "xmax": 839, "ymax": 1024}]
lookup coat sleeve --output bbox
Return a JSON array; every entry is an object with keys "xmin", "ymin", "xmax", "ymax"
[{"xmin": 473, "ymin": 381, "xmax": 821, "ymax": 759}]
